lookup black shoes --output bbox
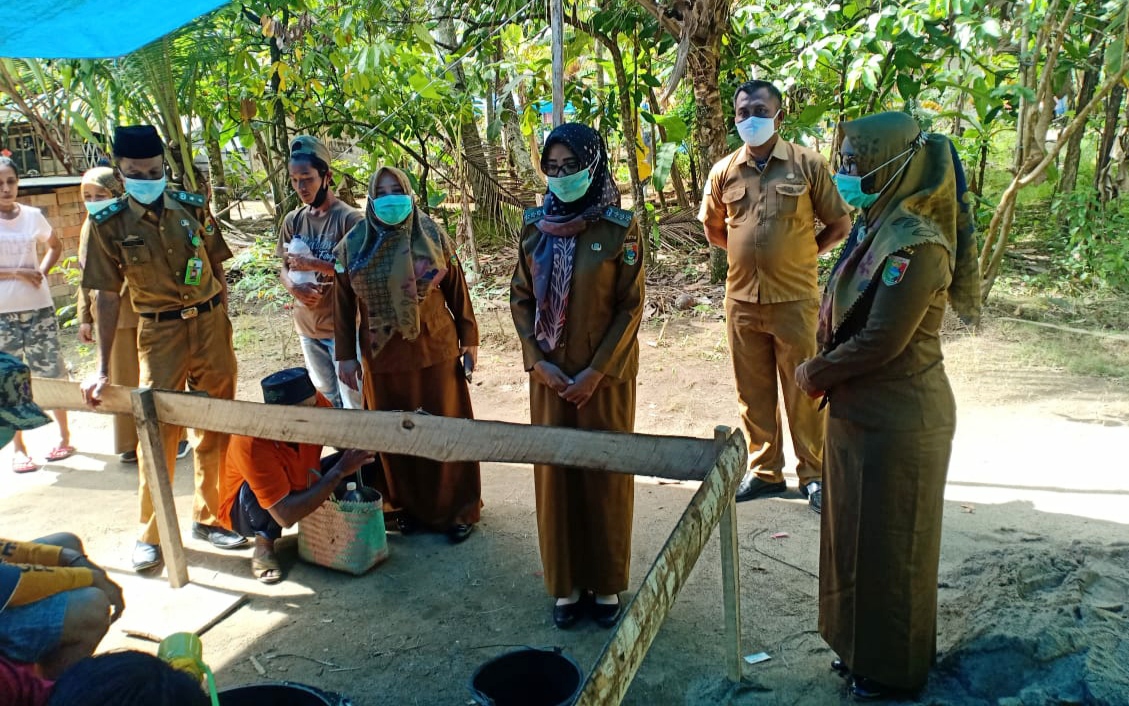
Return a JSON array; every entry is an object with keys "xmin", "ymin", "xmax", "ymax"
[
  {"xmin": 447, "ymin": 523, "xmax": 475, "ymax": 544},
  {"xmin": 591, "ymin": 597, "xmax": 622, "ymax": 628},
  {"xmin": 831, "ymin": 659, "xmax": 915, "ymax": 701},
  {"xmin": 849, "ymin": 675, "xmax": 911, "ymax": 701},
  {"xmin": 553, "ymin": 599, "xmax": 584, "ymax": 629},
  {"xmin": 803, "ymin": 481, "xmax": 823, "ymax": 514},
  {"xmin": 192, "ymin": 522, "xmax": 249, "ymax": 549},
  {"xmin": 132, "ymin": 541, "xmax": 162, "ymax": 572},
  {"xmin": 735, "ymin": 476, "xmax": 787, "ymax": 502},
  {"xmin": 552, "ymin": 593, "xmax": 621, "ymax": 629}
]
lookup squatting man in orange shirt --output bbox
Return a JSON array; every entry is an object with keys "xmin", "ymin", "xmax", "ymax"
[
  {"xmin": 699, "ymin": 80, "xmax": 852, "ymax": 513},
  {"xmin": 217, "ymin": 368, "xmax": 374, "ymax": 583}
]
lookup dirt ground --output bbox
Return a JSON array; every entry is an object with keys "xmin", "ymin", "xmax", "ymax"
[{"xmin": 2, "ymin": 306, "xmax": 1128, "ymax": 705}]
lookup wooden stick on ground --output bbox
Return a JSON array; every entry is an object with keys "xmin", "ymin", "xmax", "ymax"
[
  {"xmin": 131, "ymin": 388, "xmax": 189, "ymax": 588},
  {"xmin": 575, "ymin": 427, "xmax": 747, "ymax": 705}
]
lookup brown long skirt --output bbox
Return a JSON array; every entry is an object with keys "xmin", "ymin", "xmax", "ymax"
[
  {"xmin": 531, "ymin": 377, "xmax": 635, "ymax": 597},
  {"xmin": 819, "ymin": 416, "xmax": 954, "ymax": 690},
  {"xmin": 361, "ymin": 356, "xmax": 481, "ymax": 529}
]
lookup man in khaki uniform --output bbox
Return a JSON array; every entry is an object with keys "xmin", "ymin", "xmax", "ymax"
[
  {"xmin": 80, "ymin": 126, "xmax": 245, "ymax": 571},
  {"xmin": 699, "ymin": 80, "xmax": 852, "ymax": 513}
]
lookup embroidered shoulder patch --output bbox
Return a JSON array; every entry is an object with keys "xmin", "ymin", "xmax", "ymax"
[
  {"xmin": 171, "ymin": 190, "xmax": 206, "ymax": 208},
  {"xmin": 601, "ymin": 206, "xmax": 634, "ymax": 229},
  {"xmin": 623, "ymin": 241, "xmax": 639, "ymax": 266},
  {"xmin": 882, "ymin": 255, "xmax": 911, "ymax": 286},
  {"xmin": 523, "ymin": 207, "xmax": 544, "ymax": 226},
  {"xmin": 91, "ymin": 197, "xmax": 127, "ymax": 224}
]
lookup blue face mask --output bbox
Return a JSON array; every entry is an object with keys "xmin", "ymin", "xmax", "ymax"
[
  {"xmin": 124, "ymin": 176, "xmax": 167, "ymax": 205},
  {"xmin": 372, "ymin": 194, "xmax": 414, "ymax": 225},
  {"xmin": 735, "ymin": 111, "xmax": 780, "ymax": 148},
  {"xmin": 833, "ymin": 174, "xmax": 880, "ymax": 209},
  {"xmin": 84, "ymin": 197, "xmax": 117, "ymax": 215},
  {"xmin": 834, "ymin": 146, "xmax": 916, "ymax": 210},
  {"xmin": 546, "ymin": 155, "xmax": 598, "ymax": 203}
]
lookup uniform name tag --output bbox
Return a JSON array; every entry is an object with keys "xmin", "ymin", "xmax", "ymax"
[{"xmin": 185, "ymin": 257, "xmax": 204, "ymax": 286}]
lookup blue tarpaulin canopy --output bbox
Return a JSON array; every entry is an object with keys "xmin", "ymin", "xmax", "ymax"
[{"xmin": 0, "ymin": 1, "xmax": 230, "ymax": 59}]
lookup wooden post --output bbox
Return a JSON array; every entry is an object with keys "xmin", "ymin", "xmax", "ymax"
[
  {"xmin": 131, "ymin": 388, "xmax": 189, "ymax": 588},
  {"xmin": 549, "ymin": 0, "xmax": 564, "ymax": 126},
  {"xmin": 715, "ymin": 427, "xmax": 743, "ymax": 683},
  {"xmin": 574, "ymin": 428, "xmax": 747, "ymax": 705}
]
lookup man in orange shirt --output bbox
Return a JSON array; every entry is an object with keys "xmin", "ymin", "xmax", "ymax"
[
  {"xmin": 699, "ymin": 80, "xmax": 852, "ymax": 513},
  {"xmin": 0, "ymin": 352, "xmax": 124, "ymax": 679},
  {"xmin": 218, "ymin": 368, "xmax": 373, "ymax": 583}
]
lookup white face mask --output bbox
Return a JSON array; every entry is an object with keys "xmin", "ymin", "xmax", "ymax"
[{"xmin": 736, "ymin": 111, "xmax": 781, "ymax": 148}]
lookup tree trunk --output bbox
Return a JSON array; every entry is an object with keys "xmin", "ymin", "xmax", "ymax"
[
  {"xmin": 204, "ymin": 137, "xmax": 231, "ymax": 211},
  {"xmin": 501, "ymin": 90, "xmax": 540, "ymax": 187},
  {"xmin": 602, "ymin": 37, "xmax": 651, "ymax": 239},
  {"xmin": 250, "ymin": 129, "xmax": 279, "ymax": 217},
  {"xmin": 1058, "ymin": 32, "xmax": 1102, "ymax": 195},
  {"xmin": 1094, "ymin": 83, "xmax": 1125, "ymax": 202},
  {"xmin": 684, "ymin": 1, "xmax": 731, "ymax": 283}
]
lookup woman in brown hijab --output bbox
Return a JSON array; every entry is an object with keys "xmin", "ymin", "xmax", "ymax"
[
  {"xmin": 511, "ymin": 123, "xmax": 645, "ymax": 629},
  {"xmin": 335, "ymin": 166, "xmax": 481, "ymax": 543},
  {"xmin": 796, "ymin": 112, "xmax": 980, "ymax": 700}
]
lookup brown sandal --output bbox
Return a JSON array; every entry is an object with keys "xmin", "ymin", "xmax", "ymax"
[{"xmin": 251, "ymin": 538, "xmax": 282, "ymax": 584}]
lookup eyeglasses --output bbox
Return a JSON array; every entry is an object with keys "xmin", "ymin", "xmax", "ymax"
[
  {"xmin": 542, "ymin": 160, "xmax": 582, "ymax": 177},
  {"xmin": 835, "ymin": 154, "xmax": 859, "ymax": 175}
]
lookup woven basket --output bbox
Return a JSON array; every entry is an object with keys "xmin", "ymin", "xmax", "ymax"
[{"xmin": 298, "ymin": 494, "xmax": 388, "ymax": 575}]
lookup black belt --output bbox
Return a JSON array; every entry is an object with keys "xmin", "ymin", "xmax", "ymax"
[{"xmin": 140, "ymin": 293, "xmax": 223, "ymax": 321}]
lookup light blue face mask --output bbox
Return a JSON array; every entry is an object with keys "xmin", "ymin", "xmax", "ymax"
[
  {"xmin": 546, "ymin": 154, "xmax": 598, "ymax": 203},
  {"xmin": 372, "ymin": 194, "xmax": 414, "ymax": 225},
  {"xmin": 84, "ymin": 197, "xmax": 118, "ymax": 215},
  {"xmin": 124, "ymin": 176, "xmax": 167, "ymax": 205},
  {"xmin": 834, "ymin": 145, "xmax": 916, "ymax": 210},
  {"xmin": 735, "ymin": 111, "xmax": 780, "ymax": 148}
]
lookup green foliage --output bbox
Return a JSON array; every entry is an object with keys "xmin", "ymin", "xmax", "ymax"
[
  {"xmin": 228, "ymin": 237, "xmax": 286, "ymax": 311},
  {"xmin": 1050, "ymin": 191, "xmax": 1129, "ymax": 291}
]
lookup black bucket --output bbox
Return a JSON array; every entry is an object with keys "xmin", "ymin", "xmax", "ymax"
[
  {"xmin": 468, "ymin": 647, "xmax": 583, "ymax": 706},
  {"xmin": 218, "ymin": 681, "xmax": 352, "ymax": 706}
]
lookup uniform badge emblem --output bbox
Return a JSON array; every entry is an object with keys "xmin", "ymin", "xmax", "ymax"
[
  {"xmin": 591, "ymin": 242, "xmax": 602, "ymax": 252},
  {"xmin": 882, "ymin": 255, "xmax": 910, "ymax": 286},
  {"xmin": 623, "ymin": 242, "xmax": 639, "ymax": 266}
]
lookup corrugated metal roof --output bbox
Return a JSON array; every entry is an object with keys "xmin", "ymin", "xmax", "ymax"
[{"xmin": 18, "ymin": 176, "xmax": 84, "ymax": 189}]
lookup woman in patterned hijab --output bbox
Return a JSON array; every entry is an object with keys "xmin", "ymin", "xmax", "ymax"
[
  {"xmin": 334, "ymin": 166, "xmax": 482, "ymax": 543},
  {"xmin": 530, "ymin": 123, "xmax": 621, "ymax": 352},
  {"xmin": 511, "ymin": 122, "xmax": 646, "ymax": 631},
  {"xmin": 795, "ymin": 112, "xmax": 978, "ymax": 700}
]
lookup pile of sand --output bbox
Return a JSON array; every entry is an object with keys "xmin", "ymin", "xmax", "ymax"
[{"xmin": 932, "ymin": 541, "xmax": 1129, "ymax": 705}]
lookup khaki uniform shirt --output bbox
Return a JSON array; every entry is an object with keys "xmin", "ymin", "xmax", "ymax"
[
  {"xmin": 511, "ymin": 207, "xmax": 645, "ymax": 382},
  {"xmin": 699, "ymin": 139, "xmax": 850, "ymax": 304},
  {"xmin": 81, "ymin": 191, "xmax": 232, "ymax": 314}
]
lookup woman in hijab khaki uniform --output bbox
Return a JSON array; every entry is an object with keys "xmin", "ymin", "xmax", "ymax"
[
  {"xmin": 511, "ymin": 123, "xmax": 645, "ymax": 629},
  {"xmin": 796, "ymin": 112, "xmax": 980, "ymax": 700},
  {"xmin": 335, "ymin": 166, "xmax": 481, "ymax": 543}
]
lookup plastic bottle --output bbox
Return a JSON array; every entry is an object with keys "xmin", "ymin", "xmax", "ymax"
[
  {"xmin": 286, "ymin": 237, "xmax": 318, "ymax": 285},
  {"xmin": 343, "ymin": 482, "xmax": 365, "ymax": 503}
]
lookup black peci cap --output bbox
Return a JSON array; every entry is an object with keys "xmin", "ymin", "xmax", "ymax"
[
  {"xmin": 112, "ymin": 125, "xmax": 164, "ymax": 159},
  {"xmin": 261, "ymin": 368, "xmax": 317, "ymax": 405}
]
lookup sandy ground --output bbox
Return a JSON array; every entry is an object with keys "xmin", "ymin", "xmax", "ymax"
[{"xmin": 2, "ymin": 309, "xmax": 1127, "ymax": 705}]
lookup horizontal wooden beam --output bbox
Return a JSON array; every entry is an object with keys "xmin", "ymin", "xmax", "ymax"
[
  {"xmin": 575, "ymin": 427, "xmax": 747, "ymax": 705},
  {"xmin": 31, "ymin": 379, "xmax": 720, "ymax": 481}
]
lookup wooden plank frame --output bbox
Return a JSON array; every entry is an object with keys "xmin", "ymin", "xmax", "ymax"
[{"xmin": 31, "ymin": 379, "xmax": 749, "ymax": 702}]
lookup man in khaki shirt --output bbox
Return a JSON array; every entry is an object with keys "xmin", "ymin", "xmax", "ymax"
[
  {"xmin": 699, "ymin": 80, "xmax": 852, "ymax": 513},
  {"xmin": 80, "ymin": 125, "xmax": 245, "ymax": 571}
]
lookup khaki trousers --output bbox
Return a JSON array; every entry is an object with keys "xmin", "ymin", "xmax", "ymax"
[
  {"xmin": 135, "ymin": 305, "xmax": 237, "ymax": 544},
  {"xmin": 108, "ymin": 326, "xmax": 140, "ymax": 454},
  {"xmin": 725, "ymin": 297, "xmax": 825, "ymax": 486}
]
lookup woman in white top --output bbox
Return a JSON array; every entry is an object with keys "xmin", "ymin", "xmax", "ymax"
[{"xmin": 0, "ymin": 156, "xmax": 72, "ymax": 472}]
